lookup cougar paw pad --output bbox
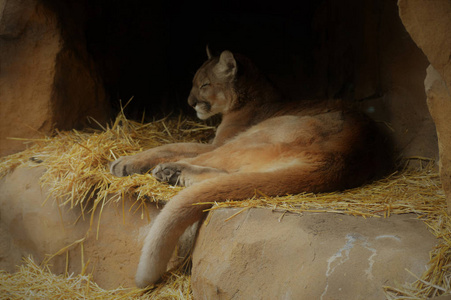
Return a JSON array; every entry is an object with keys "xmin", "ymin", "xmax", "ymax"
[{"xmin": 152, "ymin": 164, "xmax": 182, "ymax": 185}]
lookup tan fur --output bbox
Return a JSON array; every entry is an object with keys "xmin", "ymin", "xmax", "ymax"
[{"xmin": 110, "ymin": 50, "xmax": 391, "ymax": 287}]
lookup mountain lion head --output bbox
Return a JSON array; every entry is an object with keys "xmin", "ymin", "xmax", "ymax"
[{"xmin": 188, "ymin": 50, "xmax": 238, "ymax": 120}]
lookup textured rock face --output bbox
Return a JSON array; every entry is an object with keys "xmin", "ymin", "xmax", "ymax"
[
  {"xmin": 424, "ymin": 66, "xmax": 451, "ymax": 214},
  {"xmin": 398, "ymin": 1, "xmax": 451, "ymax": 87},
  {"xmin": 192, "ymin": 208, "xmax": 437, "ymax": 300},
  {"xmin": 398, "ymin": 0, "xmax": 451, "ymax": 212},
  {"xmin": 0, "ymin": 166, "xmax": 156, "ymax": 289},
  {"xmin": 0, "ymin": 0, "xmax": 109, "ymax": 157}
]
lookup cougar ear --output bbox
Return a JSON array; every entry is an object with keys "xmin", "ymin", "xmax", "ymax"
[
  {"xmin": 213, "ymin": 50, "xmax": 237, "ymax": 80},
  {"xmin": 206, "ymin": 44, "xmax": 212, "ymax": 59}
]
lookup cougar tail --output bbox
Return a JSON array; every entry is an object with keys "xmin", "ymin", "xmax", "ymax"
[{"xmin": 134, "ymin": 163, "xmax": 343, "ymax": 288}]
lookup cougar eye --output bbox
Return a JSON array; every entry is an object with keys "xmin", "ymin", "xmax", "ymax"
[{"xmin": 200, "ymin": 83, "xmax": 210, "ymax": 89}]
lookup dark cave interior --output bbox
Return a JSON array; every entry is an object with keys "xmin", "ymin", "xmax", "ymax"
[
  {"xmin": 4, "ymin": 0, "xmax": 437, "ymax": 160},
  {"xmin": 45, "ymin": 0, "xmax": 376, "ymax": 120},
  {"xmin": 40, "ymin": 0, "xmax": 428, "ymax": 136}
]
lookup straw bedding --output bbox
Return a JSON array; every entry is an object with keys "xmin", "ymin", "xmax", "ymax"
[
  {"xmin": 0, "ymin": 257, "xmax": 192, "ymax": 299},
  {"xmin": 0, "ymin": 112, "xmax": 450, "ymax": 299}
]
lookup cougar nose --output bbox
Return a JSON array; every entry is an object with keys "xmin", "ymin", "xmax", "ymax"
[{"xmin": 188, "ymin": 94, "xmax": 198, "ymax": 107}]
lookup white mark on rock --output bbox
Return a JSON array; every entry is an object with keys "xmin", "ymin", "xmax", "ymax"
[
  {"xmin": 283, "ymin": 289, "xmax": 293, "ymax": 300},
  {"xmin": 325, "ymin": 234, "xmax": 358, "ymax": 277},
  {"xmin": 321, "ymin": 233, "xmax": 379, "ymax": 300},
  {"xmin": 375, "ymin": 235, "xmax": 401, "ymax": 242},
  {"xmin": 364, "ymin": 243, "xmax": 377, "ymax": 280},
  {"xmin": 321, "ymin": 234, "xmax": 359, "ymax": 300}
]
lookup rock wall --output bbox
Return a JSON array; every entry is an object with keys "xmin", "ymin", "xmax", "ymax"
[
  {"xmin": 312, "ymin": 0, "xmax": 437, "ymax": 162},
  {"xmin": 0, "ymin": 0, "xmax": 109, "ymax": 157},
  {"xmin": 398, "ymin": 0, "xmax": 451, "ymax": 212}
]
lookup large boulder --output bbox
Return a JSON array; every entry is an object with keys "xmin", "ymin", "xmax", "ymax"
[
  {"xmin": 192, "ymin": 208, "xmax": 437, "ymax": 300},
  {"xmin": 0, "ymin": 0, "xmax": 109, "ymax": 157},
  {"xmin": 0, "ymin": 166, "xmax": 156, "ymax": 289},
  {"xmin": 398, "ymin": 0, "xmax": 451, "ymax": 213}
]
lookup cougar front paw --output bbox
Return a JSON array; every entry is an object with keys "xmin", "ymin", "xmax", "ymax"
[
  {"xmin": 110, "ymin": 157, "xmax": 150, "ymax": 177},
  {"xmin": 152, "ymin": 163, "xmax": 183, "ymax": 186}
]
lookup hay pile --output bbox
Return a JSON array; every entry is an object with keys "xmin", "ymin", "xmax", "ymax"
[
  {"xmin": 0, "ymin": 112, "xmax": 215, "ymax": 232},
  {"xmin": 0, "ymin": 111, "xmax": 450, "ymax": 299},
  {"xmin": 0, "ymin": 257, "xmax": 192, "ymax": 300}
]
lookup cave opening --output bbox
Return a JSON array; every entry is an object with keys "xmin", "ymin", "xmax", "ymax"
[
  {"xmin": 2, "ymin": 0, "xmax": 437, "ymax": 159},
  {"xmin": 77, "ymin": 0, "xmax": 340, "ymax": 119},
  {"xmin": 51, "ymin": 0, "xmax": 436, "ymax": 159}
]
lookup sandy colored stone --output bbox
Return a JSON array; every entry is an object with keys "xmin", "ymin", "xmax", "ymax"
[
  {"xmin": 424, "ymin": 65, "xmax": 451, "ymax": 213},
  {"xmin": 192, "ymin": 208, "xmax": 437, "ymax": 300},
  {"xmin": 398, "ymin": 0, "xmax": 451, "ymax": 88},
  {"xmin": 0, "ymin": 166, "xmax": 159, "ymax": 289},
  {"xmin": 0, "ymin": 166, "xmax": 78, "ymax": 273},
  {"xmin": 0, "ymin": 0, "xmax": 109, "ymax": 157},
  {"xmin": 399, "ymin": 0, "xmax": 451, "ymax": 213},
  {"xmin": 0, "ymin": 0, "xmax": 36, "ymax": 38}
]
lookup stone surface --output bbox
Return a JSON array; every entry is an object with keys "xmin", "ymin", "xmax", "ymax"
[
  {"xmin": 0, "ymin": 0, "xmax": 36, "ymax": 38},
  {"xmin": 425, "ymin": 65, "xmax": 451, "ymax": 214},
  {"xmin": 0, "ymin": 0, "xmax": 109, "ymax": 157},
  {"xmin": 398, "ymin": 0, "xmax": 451, "ymax": 213},
  {"xmin": 192, "ymin": 208, "xmax": 437, "ymax": 300},
  {"xmin": 0, "ymin": 166, "xmax": 158, "ymax": 289},
  {"xmin": 0, "ymin": 166, "xmax": 81, "ymax": 274},
  {"xmin": 398, "ymin": 0, "xmax": 451, "ymax": 88}
]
